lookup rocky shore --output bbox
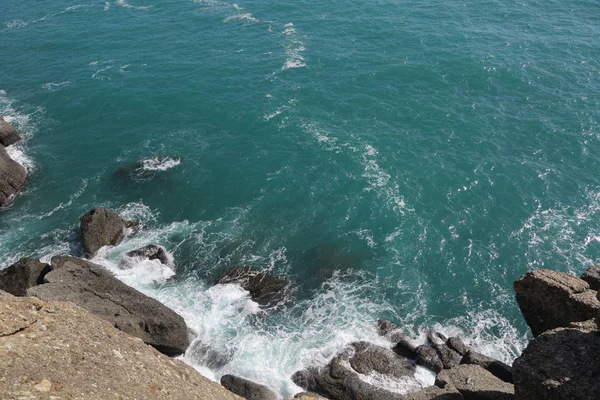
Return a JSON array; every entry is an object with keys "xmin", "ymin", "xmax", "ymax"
[{"xmin": 0, "ymin": 118, "xmax": 27, "ymax": 207}]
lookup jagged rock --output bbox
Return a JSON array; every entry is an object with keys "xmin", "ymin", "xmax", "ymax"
[
  {"xmin": 433, "ymin": 343, "xmax": 463, "ymax": 369},
  {"xmin": 446, "ymin": 337, "xmax": 469, "ymax": 356},
  {"xmin": 415, "ymin": 345, "xmax": 444, "ymax": 372},
  {"xmin": 436, "ymin": 364, "xmax": 514, "ymax": 400},
  {"xmin": 513, "ymin": 327, "xmax": 600, "ymax": 400},
  {"xmin": 125, "ymin": 244, "xmax": 170, "ymax": 265},
  {"xmin": 0, "ymin": 296, "xmax": 241, "ymax": 400},
  {"xmin": 26, "ymin": 256, "xmax": 189, "ymax": 356},
  {"xmin": 514, "ymin": 269, "xmax": 600, "ymax": 336},
  {"xmin": 187, "ymin": 340, "xmax": 230, "ymax": 370},
  {"xmin": 0, "ymin": 258, "xmax": 51, "ymax": 296},
  {"xmin": 461, "ymin": 351, "xmax": 513, "ymax": 384},
  {"xmin": 80, "ymin": 207, "xmax": 139, "ymax": 258},
  {"xmin": 0, "ymin": 145, "xmax": 26, "ymax": 208},
  {"xmin": 220, "ymin": 375, "xmax": 279, "ymax": 400},
  {"xmin": 377, "ymin": 318, "xmax": 416, "ymax": 350},
  {"xmin": 344, "ymin": 341, "xmax": 415, "ymax": 378},
  {"xmin": 218, "ymin": 267, "xmax": 290, "ymax": 308},
  {"xmin": 581, "ymin": 265, "xmax": 600, "ymax": 291},
  {"xmin": 0, "ymin": 118, "xmax": 21, "ymax": 147}
]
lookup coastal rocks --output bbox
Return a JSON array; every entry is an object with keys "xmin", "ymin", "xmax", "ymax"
[
  {"xmin": 125, "ymin": 244, "xmax": 170, "ymax": 265},
  {"xmin": 220, "ymin": 375, "xmax": 279, "ymax": 400},
  {"xmin": 0, "ymin": 296, "xmax": 242, "ymax": 400},
  {"xmin": 512, "ymin": 326, "xmax": 600, "ymax": 400},
  {"xmin": 581, "ymin": 265, "xmax": 600, "ymax": 291},
  {"xmin": 0, "ymin": 117, "xmax": 21, "ymax": 147},
  {"xmin": 0, "ymin": 144, "xmax": 27, "ymax": 208},
  {"xmin": 415, "ymin": 345, "xmax": 444, "ymax": 372},
  {"xmin": 187, "ymin": 340, "xmax": 231, "ymax": 370},
  {"xmin": 80, "ymin": 207, "xmax": 139, "ymax": 258},
  {"xmin": 435, "ymin": 364, "xmax": 514, "ymax": 400},
  {"xmin": 461, "ymin": 351, "xmax": 513, "ymax": 384},
  {"xmin": 345, "ymin": 341, "xmax": 416, "ymax": 378},
  {"xmin": 218, "ymin": 267, "xmax": 290, "ymax": 308},
  {"xmin": 0, "ymin": 257, "xmax": 51, "ymax": 296},
  {"xmin": 514, "ymin": 269, "xmax": 600, "ymax": 336},
  {"xmin": 26, "ymin": 255, "xmax": 189, "ymax": 356}
]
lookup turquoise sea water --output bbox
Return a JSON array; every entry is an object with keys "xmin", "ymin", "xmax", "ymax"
[{"xmin": 2, "ymin": 0, "xmax": 600, "ymax": 395}]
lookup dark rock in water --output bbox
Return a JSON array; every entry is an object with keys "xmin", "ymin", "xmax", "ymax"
[
  {"xmin": 433, "ymin": 343, "xmax": 463, "ymax": 370},
  {"xmin": 377, "ymin": 318, "xmax": 399, "ymax": 336},
  {"xmin": 294, "ymin": 392, "xmax": 328, "ymax": 399},
  {"xmin": 514, "ymin": 269, "xmax": 600, "ymax": 336},
  {"xmin": 446, "ymin": 337, "xmax": 469, "ymax": 356},
  {"xmin": 377, "ymin": 318, "xmax": 414, "ymax": 347},
  {"xmin": 435, "ymin": 364, "xmax": 514, "ymax": 400},
  {"xmin": 0, "ymin": 258, "xmax": 51, "ymax": 296},
  {"xmin": 80, "ymin": 207, "xmax": 139, "ymax": 258},
  {"xmin": 0, "ymin": 118, "xmax": 21, "ymax": 147},
  {"xmin": 125, "ymin": 244, "xmax": 169, "ymax": 265},
  {"xmin": 187, "ymin": 340, "xmax": 230, "ymax": 370},
  {"xmin": 581, "ymin": 265, "xmax": 600, "ymax": 291},
  {"xmin": 218, "ymin": 267, "xmax": 290, "ymax": 308},
  {"xmin": 344, "ymin": 341, "xmax": 415, "ymax": 379},
  {"xmin": 0, "ymin": 145, "xmax": 27, "ymax": 208},
  {"xmin": 220, "ymin": 374, "xmax": 279, "ymax": 400},
  {"xmin": 415, "ymin": 345, "xmax": 444, "ymax": 373},
  {"xmin": 461, "ymin": 351, "xmax": 513, "ymax": 384},
  {"xmin": 26, "ymin": 256, "xmax": 189, "ymax": 356},
  {"xmin": 513, "ymin": 327, "xmax": 600, "ymax": 400},
  {"xmin": 393, "ymin": 338, "xmax": 418, "ymax": 360}
]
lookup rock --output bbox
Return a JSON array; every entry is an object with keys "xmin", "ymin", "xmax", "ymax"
[
  {"xmin": 125, "ymin": 244, "xmax": 170, "ymax": 265},
  {"xmin": 415, "ymin": 345, "xmax": 444, "ymax": 372},
  {"xmin": 393, "ymin": 337, "xmax": 418, "ymax": 359},
  {"xmin": 293, "ymin": 393, "xmax": 329, "ymax": 399},
  {"xmin": 26, "ymin": 256, "xmax": 189, "ymax": 356},
  {"xmin": 402, "ymin": 385, "xmax": 463, "ymax": 400},
  {"xmin": 80, "ymin": 207, "xmax": 139, "ymax": 258},
  {"xmin": 220, "ymin": 375, "xmax": 279, "ymax": 400},
  {"xmin": 461, "ymin": 351, "xmax": 513, "ymax": 384},
  {"xmin": 187, "ymin": 340, "xmax": 230, "ymax": 370},
  {"xmin": 435, "ymin": 364, "xmax": 514, "ymax": 400},
  {"xmin": 514, "ymin": 269, "xmax": 600, "ymax": 336},
  {"xmin": 433, "ymin": 343, "xmax": 463, "ymax": 369},
  {"xmin": 218, "ymin": 267, "xmax": 290, "ymax": 308},
  {"xmin": 0, "ymin": 258, "xmax": 51, "ymax": 296},
  {"xmin": 0, "ymin": 145, "xmax": 27, "ymax": 208},
  {"xmin": 345, "ymin": 341, "xmax": 415, "ymax": 379},
  {"xmin": 446, "ymin": 337, "xmax": 469, "ymax": 356},
  {"xmin": 0, "ymin": 289, "xmax": 13, "ymax": 296},
  {"xmin": 377, "ymin": 318, "xmax": 416, "ymax": 349},
  {"xmin": 0, "ymin": 118, "xmax": 21, "ymax": 147},
  {"xmin": 581, "ymin": 265, "xmax": 600, "ymax": 291},
  {"xmin": 512, "ymin": 327, "xmax": 600, "ymax": 400},
  {"xmin": 0, "ymin": 296, "xmax": 241, "ymax": 400}
]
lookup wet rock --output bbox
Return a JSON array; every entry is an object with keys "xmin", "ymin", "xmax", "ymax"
[
  {"xmin": 26, "ymin": 256, "xmax": 189, "ymax": 356},
  {"xmin": 435, "ymin": 364, "xmax": 514, "ymax": 400},
  {"xmin": 0, "ymin": 118, "xmax": 21, "ymax": 147},
  {"xmin": 80, "ymin": 207, "xmax": 139, "ymax": 258},
  {"xmin": 218, "ymin": 267, "xmax": 290, "ymax": 308},
  {"xmin": 581, "ymin": 265, "xmax": 600, "ymax": 291},
  {"xmin": 433, "ymin": 343, "xmax": 463, "ymax": 369},
  {"xmin": 415, "ymin": 345, "xmax": 444, "ymax": 372},
  {"xmin": 461, "ymin": 351, "xmax": 513, "ymax": 384},
  {"xmin": 0, "ymin": 258, "xmax": 51, "ymax": 296},
  {"xmin": 446, "ymin": 337, "xmax": 469, "ymax": 356},
  {"xmin": 220, "ymin": 375, "xmax": 279, "ymax": 400},
  {"xmin": 125, "ymin": 244, "xmax": 170, "ymax": 265},
  {"xmin": 344, "ymin": 341, "xmax": 415, "ymax": 379},
  {"xmin": 0, "ymin": 145, "xmax": 27, "ymax": 208},
  {"xmin": 514, "ymin": 269, "xmax": 600, "ymax": 336},
  {"xmin": 377, "ymin": 318, "xmax": 415, "ymax": 349},
  {"xmin": 513, "ymin": 327, "xmax": 600, "ymax": 400},
  {"xmin": 393, "ymin": 337, "xmax": 418, "ymax": 359},
  {"xmin": 187, "ymin": 340, "xmax": 230, "ymax": 370}
]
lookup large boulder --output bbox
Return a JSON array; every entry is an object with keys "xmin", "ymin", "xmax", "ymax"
[
  {"xmin": 0, "ymin": 258, "xmax": 51, "ymax": 296},
  {"xmin": 435, "ymin": 364, "xmax": 514, "ymax": 400},
  {"xmin": 218, "ymin": 267, "xmax": 290, "ymax": 308},
  {"xmin": 512, "ymin": 326, "xmax": 600, "ymax": 400},
  {"xmin": 125, "ymin": 244, "xmax": 170, "ymax": 265},
  {"xmin": 345, "ymin": 341, "xmax": 415, "ymax": 378},
  {"xmin": 414, "ymin": 345, "xmax": 444, "ymax": 372},
  {"xmin": 0, "ymin": 296, "xmax": 241, "ymax": 400},
  {"xmin": 26, "ymin": 256, "xmax": 189, "ymax": 356},
  {"xmin": 461, "ymin": 351, "xmax": 513, "ymax": 384},
  {"xmin": 514, "ymin": 269, "xmax": 600, "ymax": 336},
  {"xmin": 0, "ymin": 118, "xmax": 21, "ymax": 147},
  {"xmin": 187, "ymin": 340, "xmax": 231, "ymax": 370},
  {"xmin": 80, "ymin": 207, "xmax": 139, "ymax": 258},
  {"xmin": 581, "ymin": 265, "xmax": 600, "ymax": 291},
  {"xmin": 220, "ymin": 375, "xmax": 279, "ymax": 400},
  {"xmin": 0, "ymin": 145, "xmax": 27, "ymax": 208}
]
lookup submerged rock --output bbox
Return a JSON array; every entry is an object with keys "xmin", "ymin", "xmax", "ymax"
[
  {"xmin": 581, "ymin": 265, "xmax": 600, "ymax": 291},
  {"xmin": 26, "ymin": 256, "xmax": 189, "ymax": 356},
  {"xmin": 0, "ymin": 145, "xmax": 27, "ymax": 208},
  {"xmin": 218, "ymin": 267, "xmax": 290, "ymax": 308},
  {"xmin": 187, "ymin": 340, "xmax": 231, "ymax": 370},
  {"xmin": 435, "ymin": 364, "xmax": 514, "ymax": 400},
  {"xmin": 0, "ymin": 118, "xmax": 21, "ymax": 147},
  {"xmin": 220, "ymin": 375, "xmax": 279, "ymax": 400},
  {"xmin": 0, "ymin": 257, "xmax": 51, "ymax": 296},
  {"xmin": 80, "ymin": 207, "xmax": 139, "ymax": 258},
  {"xmin": 125, "ymin": 244, "xmax": 170, "ymax": 265}
]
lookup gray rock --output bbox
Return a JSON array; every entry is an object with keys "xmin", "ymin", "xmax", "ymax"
[
  {"xmin": 402, "ymin": 385, "xmax": 463, "ymax": 400},
  {"xmin": 0, "ymin": 258, "xmax": 51, "ymax": 296},
  {"xmin": 393, "ymin": 337, "xmax": 418, "ymax": 359},
  {"xmin": 433, "ymin": 343, "xmax": 463, "ymax": 369},
  {"xmin": 435, "ymin": 364, "xmax": 514, "ymax": 400},
  {"xmin": 218, "ymin": 267, "xmax": 290, "ymax": 308},
  {"xmin": 514, "ymin": 269, "xmax": 600, "ymax": 336},
  {"xmin": 26, "ymin": 256, "xmax": 189, "ymax": 356},
  {"xmin": 0, "ymin": 145, "xmax": 27, "ymax": 208},
  {"xmin": 187, "ymin": 340, "xmax": 230, "ymax": 370},
  {"xmin": 80, "ymin": 207, "xmax": 139, "ymax": 258},
  {"xmin": 220, "ymin": 375, "xmax": 279, "ymax": 400},
  {"xmin": 446, "ymin": 337, "xmax": 469, "ymax": 356},
  {"xmin": 415, "ymin": 345, "xmax": 444, "ymax": 372},
  {"xmin": 294, "ymin": 393, "xmax": 329, "ymax": 399},
  {"xmin": 513, "ymin": 327, "xmax": 600, "ymax": 400},
  {"xmin": 377, "ymin": 318, "xmax": 416, "ymax": 350},
  {"xmin": 460, "ymin": 351, "xmax": 512, "ymax": 384},
  {"xmin": 0, "ymin": 289, "xmax": 13, "ymax": 296},
  {"xmin": 125, "ymin": 244, "xmax": 169, "ymax": 265},
  {"xmin": 581, "ymin": 265, "xmax": 600, "ymax": 291},
  {"xmin": 0, "ymin": 118, "xmax": 21, "ymax": 147},
  {"xmin": 345, "ymin": 341, "xmax": 415, "ymax": 379}
]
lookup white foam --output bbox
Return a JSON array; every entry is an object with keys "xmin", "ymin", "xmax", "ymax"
[
  {"xmin": 140, "ymin": 156, "xmax": 181, "ymax": 171},
  {"xmin": 42, "ymin": 81, "xmax": 71, "ymax": 91},
  {"xmin": 223, "ymin": 13, "xmax": 258, "ymax": 23},
  {"xmin": 116, "ymin": 0, "xmax": 153, "ymax": 10},
  {"xmin": 6, "ymin": 20, "xmax": 28, "ymax": 29}
]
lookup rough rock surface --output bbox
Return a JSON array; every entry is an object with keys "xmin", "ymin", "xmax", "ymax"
[
  {"xmin": 187, "ymin": 340, "xmax": 231, "ymax": 370},
  {"xmin": 125, "ymin": 244, "xmax": 170, "ymax": 265},
  {"xmin": 581, "ymin": 265, "xmax": 600, "ymax": 291},
  {"xmin": 345, "ymin": 341, "xmax": 415, "ymax": 378},
  {"xmin": 26, "ymin": 256, "xmax": 189, "ymax": 356},
  {"xmin": 0, "ymin": 257, "xmax": 51, "ymax": 296},
  {"xmin": 414, "ymin": 345, "xmax": 444, "ymax": 372},
  {"xmin": 220, "ymin": 375, "xmax": 279, "ymax": 400},
  {"xmin": 446, "ymin": 337, "xmax": 469, "ymax": 356},
  {"xmin": 513, "ymin": 327, "xmax": 600, "ymax": 400},
  {"xmin": 292, "ymin": 393, "xmax": 329, "ymax": 399},
  {"xmin": 0, "ymin": 289, "xmax": 13, "ymax": 296},
  {"xmin": 402, "ymin": 385, "xmax": 463, "ymax": 400},
  {"xmin": 80, "ymin": 207, "xmax": 139, "ymax": 258},
  {"xmin": 0, "ymin": 296, "xmax": 242, "ymax": 400},
  {"xmin": 0, "ymin": 117, "xmax": 21, "ymax": 147},
  {"xmin": 218, "ymin": 267, "xmax": 290, "ymax": 308},
  {"xmin": 461, "ymin": 351, "xmax": 513, "ymax": 384},
  {"xmin": 436, "ymin": 364, "xmax": 514, "ymax": 400},
  {"xmin": 0, "ymin": 144, "xmax": 27, "ymax": 207},
  {"xmin": 433, "ymin": 343, "xmax": 463, "ymax": 369},
  {"xmin": 514, "ymin": 269, "xmax": 600, "ymax": 336},
  {"xmin": 377, "ymin": 319, "xmax": 417, "ymax": 358}
]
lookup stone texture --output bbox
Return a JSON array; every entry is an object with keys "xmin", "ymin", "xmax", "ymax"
[
  {"xmin": 125, "ymin": 244, "xmax": 170, "ymax": 265},
  {"xmin": 345, "ymin": 341, "xmax": 415, "ymax": 379},
  {"xmin": 0, "ymin": 296, "xmax": 242, "ymax": 400},
  {"xmin": 461, "ymin": 351, "xmax": 513, "ymax": 384},
  {"xmin": 218, "ymin": 267, "xmax": 290, "ymax": 308},
  {"xmin": 0, "ymin": 117, "xmax": 21, "ymax": 147},
  {"xmin": 414, "ymin": 345, "xmax": 444, "ymax": 372},
  {"xmin": 80, "ymin": 207, "xmax": 139, "ymax": 258},
  {"xmin": 446, "ymin": 337, "xmax": 469, "ymax": 356},
  {"xmin": 514, "ymin": 269, "xmax": 600, "ymax": 336},
  {"xmin": 26, "ymin": 256, "xmax": 189, "ymax": 356},
  {"xmin": 0, "ymin": 144, "xmax": 27, "ymax": 207},
  {"xmin": 220, "ymin": 375, "xmax": 279, "ymax": 400},
  {"xmin": 292, "ymin": 393, "xmax": 329, "ymax": 399},
  {"xmin": 581, "ymin": 265, "xmax": 600, "ymax": 291},
  {"xmin": 435, "ymin": 364, "xmax": 514, "ymax": 400},
  {"xmin": 513, "ymin": 327, "xmax": 600, "ymax": 400},
  {"xmin": 433, "ymin": 343, "xmax": 463, "ymax": 369},
  {"xmin": 402, "ymin": 385, "xmax": 463, "ymax": 400},
  {"xmin": 0, "ymin": 257, "xmax": 51, "ymax": 296}
]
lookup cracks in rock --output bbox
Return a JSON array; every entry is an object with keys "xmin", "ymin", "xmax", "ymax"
[{"xmin": 0, "ymin": 318, "xmax": 40, "ymax": 337}]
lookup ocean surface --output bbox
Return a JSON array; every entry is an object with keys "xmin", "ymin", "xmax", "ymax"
[{"xmin": 2, "ymin": 0, "xmax": 600, "ymax": 396}]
